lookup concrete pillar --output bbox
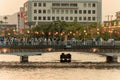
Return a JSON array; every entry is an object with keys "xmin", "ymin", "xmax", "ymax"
[
  {"xmin": 20, "ymin": 56, "xmax": 28, "ymax": 63},
  {"xmin": 106, "ymin": 56, "xmax": 118, "ymax": 63}
]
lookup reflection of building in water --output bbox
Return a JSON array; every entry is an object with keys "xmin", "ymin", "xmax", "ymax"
[{"xmin": 18, "ymin": 0, "xmax": 102, "ymax": 29}]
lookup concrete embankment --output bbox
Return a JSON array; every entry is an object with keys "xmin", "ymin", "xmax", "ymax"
[{"xmin": 1, "ymin": 62, "xmax": 120, "ymax": 69}]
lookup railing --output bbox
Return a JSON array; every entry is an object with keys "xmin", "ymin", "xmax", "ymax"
[{"xmin": 0, "ymin": 40, "xmax": 119, "ymax": 47}]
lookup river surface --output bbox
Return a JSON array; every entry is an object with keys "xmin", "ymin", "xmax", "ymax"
[{"xmin": 0, "ymin": 52, "xmax": 120, "ymax": 80}]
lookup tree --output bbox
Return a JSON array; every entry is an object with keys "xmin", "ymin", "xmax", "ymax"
[{"xmin": 3, "ymin": 16, "xmax": 8, "ymax": 24}]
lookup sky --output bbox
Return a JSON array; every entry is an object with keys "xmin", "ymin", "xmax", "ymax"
[{"xmin": 0, "ymin": 0, "xmax": 120, "ymax": 21}]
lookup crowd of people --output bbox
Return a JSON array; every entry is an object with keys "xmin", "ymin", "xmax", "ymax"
[{"xmin": 0, "ymin": 36, "xmax": 116, "ymax": 46}]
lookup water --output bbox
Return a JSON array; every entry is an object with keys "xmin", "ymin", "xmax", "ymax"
[{"xmin": 0, "ymin": 52, "xmax": 120, "ymax": 80}]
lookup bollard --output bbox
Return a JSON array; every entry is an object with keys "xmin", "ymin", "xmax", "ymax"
[
  {"xmin": 106, "ymin": 56, "xmax": 118, "ymax": 63},
  {"xmin": 20, "ymin": 56, "xmax": 28, "ymax": 63}
]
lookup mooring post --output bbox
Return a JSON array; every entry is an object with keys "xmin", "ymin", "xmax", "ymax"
[
  {"xmin": 106, "ymin": 56, "xmax": 118, "ymax": 63},
  {"xmin": 20, "ymin": 56, "xmax": 29, "ymax": 63}
]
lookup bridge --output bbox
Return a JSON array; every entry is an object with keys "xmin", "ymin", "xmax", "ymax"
[{"xmin": 0, "ymin": 43, "xmax": 120, "ymax": 63}]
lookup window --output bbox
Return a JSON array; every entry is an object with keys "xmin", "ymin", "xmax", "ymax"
[
  {"xmin": 70, "ymin": 10, "xmax": 73, "ymax": 14},
  {"xmin": 83, "ymin": 17, "xmax": 86, "ymax": 20},
  {"xmin": 92, "ymin": 17, "xmax": 96, "ymax": 21},
  {"xmin": 74, "ymin": 10, "xmax": 78, "ymax": 14},
  {"xmin": 79, "ymin": 17, "xmax": 82, "ymax": 20},
  {"xmin": 61, "ymin": 10, "xmax": 64, "ymax": 14},
  {"xmin": 39, "ymin": 10, "xmax": 41, "ymax": 13},
  {"xmin": 83, "ymin": 10, "xmax": 87, "ymax": 14},
  {"xmin": 52, "ymin": 10, "xmax": 55, "ymax": 14},
  {"xmin": 56, "ymin": 9, "xmax": 60, "ymax": 14},
  {"xmin": 70, "ymin": 17, "xmax": 73, "ymax": 20},
  {"xmin": 47, "ymin": 10, "xmax": 51, "ymax": 14},
  {"xmin": 39, "ymin": 3, "xmax": 41, "ymax": 7},
  {"xmin": 65, "ymin": 10, "xmax": 68, "ymax": 14},
  {"xmin": 88, "ymin": 3, "xmax": 91, "ymax": 7},
  {"xmin": 43, "ymin": 3, "xmax": 46, "ymax": 7},
  {"xmin": 47, "ymin": 17, "xmax": 51, "ymax": 20},
  {"xmin": 56, "ymin": 17, "xmax": 59, "ymax": 20},
  {"xmin": 92, "ymin": 10, "xmax": 96, "ymax": 14},
  {"xmin": 43, "ymin": 16, "xmax": 46, "ymax": 20},
  {"xmin": 61, "ymin": 17, "xmax": 64, "ymax": 20},
  {"xmin": 79, "ymin": 10, "xmax": 82, "ymax": 14},
  {"xmin": 88, "ymin": 17, "xmax": 91, "ymax": 21},
  {"xmin": 34, "ymin": 16, "xmax": 37, "ymax": 20},
  {"xmin": 34, "ymin": 10, "xmax": 37, "ymax": 13},
  {"xmin": 83, "ymin": 3, "xmax": 87, "ymax": 7},
  {"xmin": 34, "ymin": 3, "xmax": 37, "ymax": 7},
  {"xmin": 43, "ymin": 10, "xmax": 46, "ymax": 14},
  {"xmin": 70, "ymin": 3, "xmax": 77, "ymax": 7},
  {"xmin": 92, "ymin": 3, "xmax": 96, "ymax": 7},
  {"xmin": 88, "ymin": 10, "xmax": 91, "ymax": 14},
  {"xmin": 74, "ymin": 17, "xmax": 77, "ymax": 21},
  {"xmin": 52, "ymin": 17, "xmax": 55, "ymax": 20},
  {"xmin": 65, "ymin": 17, "xmax": 68, "ymax": 20},
  {"xmin": 39, "ymin": 16, "xmax": 41, "ymax": 20}
]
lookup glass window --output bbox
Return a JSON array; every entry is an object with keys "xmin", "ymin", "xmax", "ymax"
[
  {"xmin": 56, "ymin": 9, "xmax": 60, "ymax": 14},
  {"xmin": 88, "ymin": 3, "xmax": 91, "ymax": 7},
  {"xmin": 88, "ymin": 10, "xmax": 91, "ymax": 14},
  {"xmin": 65, "ymin": 10, "xmax": 69, "ymax": 14},
  {"xmin": 92, "ymin": 10, "xmax": 96, "ymax": 14},
  {"xmin": 52, "ymin": 17, "xmax": 55, "ymax": 20},
  {"xmin": 34, "ymin": 3, "xmax": 37, "ymax": 7},
  {"xmin": 74, "ymin": 10, "xmax": 78, "ymax": 14},
  {"xmin": 39, "ymin": 16, "xmax": 41, "ymax": 20},
  {"xmin": 92, "ymin": 17, "xmax": 96, "ymax": 21},
  {"xmin": 39, "ymin": 10, "xmax": 41, "ymax": 13},
  {"xmin": 74, "ymin": 17, "xmax": 77, "ymax": 21},
  {"xmin": 61, "ymin": 17, "xmax": 64, "ymax": 20},
  {"xmin": 83, "ymin": 10, "xmax": 87, "ymax": 14},
  {"xmin": 34, "ymin": 16, "xmax": 37, "ymax": 20},
  {"xmin": 39, "ymin": 3, "xmax": 41, "ymax": 7},
  {"xmin": 83, "ymin": 3, "xmax": 87, "ymax": 7},
  {"xmin": 88, "ymin": 17, "xmax": 91, "ymax": 21},
  {"xmin": 79, "ymin": 10, "xmax": 82, "ymax": 14},
  {"xmin": 52, "ymin": 10, "xmax": 55, "ymax": 14},
  {"xmin": 47, "ymin": 10, "xmax": 51, "ymax": 14},
  {"xmin": 43, "ymin": 3, "xmax": 46, "ymax": 7},
  {"xmin": 70, "ymin": 10, "xmax": 73, "ymax": 14},
  {"xmin": 56, "ymin": 17, "xmax": 59, "ymax": 20},
  {"xmin": 70, "ymin": 17, "xmax": 73, "ymax": 20},
  {"xmin": 66, "ymin": 17, "xmax": 68, "ymax": 20},
  {"xmin": 83, "ymin": 17, "xmax": 86, "ymax": 20},
  {"xmin": 43, "ymin": 10, "xmax": 46, "ymax": 14},
  {"xmin": 79, "ymin": 17, "xmax": 82, "ymax": 20},
  {"xmin": 92, "ymin": 3, "xmax": 96, "ymax": 7},
  {"xmin": 34, "ymin": 10, "xmax": 37, "ymax": 13},
  {"xmin": 47, "ymin": 17, "xmax": 51, "ymax": 20},
  {"xmin": 61, "ymin": 10, "xmax": 64, "ymax": 14},
  {"xmin": 43, "ymin": 16, "xmax": 46, "ymax": 20}
]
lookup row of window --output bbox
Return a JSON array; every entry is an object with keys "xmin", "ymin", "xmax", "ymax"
[
  {"xmin": 34, "ymin": 9, "xmax": 96, "ymax": 14},
  {"xmin": 33, "ymin": 16, "xmax": 96, "ymax": 21},
  {"xmin": 34, "ymin": 2, "xmax": 46, "ymax": 7},
  {"xmin": 52, "ymin": 3, "xmax": 77, "ymax": 7},
  {"xmin": 33, "ymin": 2, "xmax": 96, "ymax": 8}
]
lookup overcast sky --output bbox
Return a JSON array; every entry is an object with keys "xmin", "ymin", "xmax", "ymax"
[{"xmin": 0, "ymin": 0, "xmax": 120, "ymax": 21}]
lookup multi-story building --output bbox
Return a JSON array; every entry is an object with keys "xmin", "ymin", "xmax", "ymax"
[{"xmin": 18, "ymin": 0, "xmax": 102, "ymax": 29}]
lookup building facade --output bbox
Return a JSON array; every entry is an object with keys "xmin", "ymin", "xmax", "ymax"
[{"xmin": 18, "ymin": 0, "xmax": 102, "ymax": 29}]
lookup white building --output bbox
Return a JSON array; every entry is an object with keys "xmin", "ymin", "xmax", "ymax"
[{"xmin": 18, "ymin": 0, "xmax": 102, "ymax": 29}]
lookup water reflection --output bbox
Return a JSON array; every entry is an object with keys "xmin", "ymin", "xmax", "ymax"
[{"xmin": 0, "ymin": 52, "xmax": 120, "ymax": 80}]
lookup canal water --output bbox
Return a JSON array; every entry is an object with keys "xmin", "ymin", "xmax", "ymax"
[{"xmin": 0, "ymin": 52, "xmax": 120, "ymax": 80}]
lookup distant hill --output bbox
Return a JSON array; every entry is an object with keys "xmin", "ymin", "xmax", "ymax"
[{"xmin": 0, "ymin": 13, "xmax": 18, "ymax": 25}]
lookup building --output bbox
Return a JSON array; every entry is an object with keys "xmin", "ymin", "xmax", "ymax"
[{"xmin": 18, "ymin": 0, "xmax": 102, "ymax": 29}]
